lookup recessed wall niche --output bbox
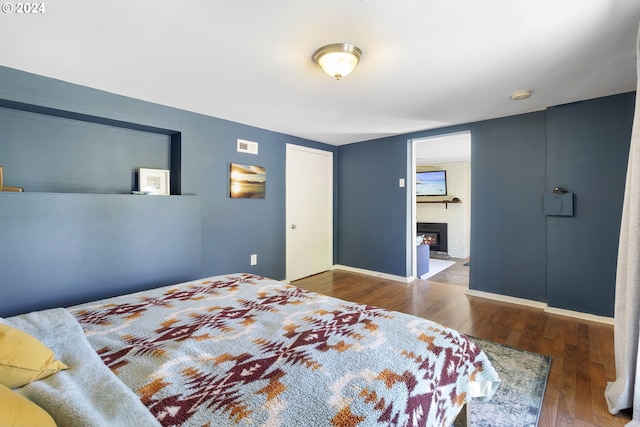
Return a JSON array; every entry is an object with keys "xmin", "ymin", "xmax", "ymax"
[{"xmin": 0, "ymin": 100, "xmax": 181, "ymax": 194}]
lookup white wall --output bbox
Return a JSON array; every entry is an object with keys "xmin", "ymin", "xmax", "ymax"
[{"xmin": 416, "ymin": 161, "xmax": 471, "ymax": 258}]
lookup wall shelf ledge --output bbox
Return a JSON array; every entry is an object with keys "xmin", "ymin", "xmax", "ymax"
[{"xmin": 417, "ymin": 198, "xmax": 461, "ymax": 208}]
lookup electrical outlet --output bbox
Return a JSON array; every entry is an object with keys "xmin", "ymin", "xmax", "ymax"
[{"xmin": 250, "ymin": 254, "xmax": 257, "ymax": 265}]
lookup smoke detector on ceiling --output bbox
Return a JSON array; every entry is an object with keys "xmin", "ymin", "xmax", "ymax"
[{"xmin": 510, "ymin": 90, "xmax": 532, "ymax": 100}]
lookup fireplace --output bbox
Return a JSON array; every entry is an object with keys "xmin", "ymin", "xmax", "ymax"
[{"xmin": 417, "ymin": 222, "xmax": 448, "ymax": 254}]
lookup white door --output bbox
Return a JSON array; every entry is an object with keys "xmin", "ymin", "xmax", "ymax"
[{"xmin": 286, "ymin": 144, "xmax": 333, "ymax": 282}]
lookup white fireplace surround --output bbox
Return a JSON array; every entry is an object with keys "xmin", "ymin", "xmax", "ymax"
[{"xmin": 416, "ymin": 161, "xmax": 470, "ymax": 259}]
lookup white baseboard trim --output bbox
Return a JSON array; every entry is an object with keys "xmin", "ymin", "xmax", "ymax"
[
  {"xmin": 465, "ymin": 289, "xmax": 548, "ymax": 309},
  {"xmin": 465, "ymin": 289, "xmax": 614, "ymax": 324},
  {"xmin": 544, "ymin": 307, "xmax": 614, "ymax": 325},
  {"xmin": 325, "ymin": 268, "xmax": 615, "ymax": 324},
  {"xmin": 332, "ymin": 265, "xmax": 411, "ymax": 283}
]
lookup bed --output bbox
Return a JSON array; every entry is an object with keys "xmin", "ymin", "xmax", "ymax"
[{"xmin": 1, "ymin": 273, "xmax": 500, "ymax": 427}]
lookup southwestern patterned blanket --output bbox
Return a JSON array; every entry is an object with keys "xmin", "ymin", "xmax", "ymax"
[{"xmin": 70, "ymin": 273, "xmax": 500, "ymax": 426}]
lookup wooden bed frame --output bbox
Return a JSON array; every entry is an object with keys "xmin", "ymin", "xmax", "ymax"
[{"xmin": 454, "ymin": 402, "xmax": 471, "ymax": 427}]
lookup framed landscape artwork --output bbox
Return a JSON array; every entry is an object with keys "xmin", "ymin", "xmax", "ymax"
[{"xmin": 230, "ymin": 163, "xmax": 266, "ymax": 198}]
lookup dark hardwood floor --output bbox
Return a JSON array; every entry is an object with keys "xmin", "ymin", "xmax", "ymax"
[{"xmin": 292, "ymin": 260, "xmax": 631, "ymax": 427}]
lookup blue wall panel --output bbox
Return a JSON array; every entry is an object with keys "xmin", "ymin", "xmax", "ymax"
[
  {"xmin": 336, "ymin": 93, "xmax": 633, "ymax": 317},
  {"xmin": 0, "ymin": 64, "xmax": 635, "ymax": 318},
  {"xmin": 178, "ymin": 112, "xmax": 291, "ymax": 279},
  {"xmin": 545, "ymin": 94, "xmax": 634, "ymax": 316},
  {"xmin": 0, "ymin": 66, "xmax": 336, "ymax": 314},
  {"xmin": 0, "ymin": 193, "xmax": 202, "ymax": 317},
  {"xmin": 0, "ymin": 107, "xmax": 171, "ymax": 193},
  {"xmin": 469, "ymin": 112, "xmax": 548, "ymax": 302},
  {"xmin": 337, "ymin": 137, "xmax": 408, "ymax": 276}
]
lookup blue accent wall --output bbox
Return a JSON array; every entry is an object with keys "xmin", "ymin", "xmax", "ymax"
[
  {"xmin": 469, "ymin": 112, "xmax": 548, "ymax": 302},
  {"xmin": 0, "ymin": 106, "xmax": 172, "ymax": 193},
  {"xmin": 0, "ymin": 66, "xmax": 336, "ymax": 316},
  {"xmin": 545, "ymin": 94, "xmax": 635, "ymax": 315},
  {"xmin": 337, "ymin": 137, "xmax": 409, "ymax": 276},
  {"xmin": 337, "ymin": 93, "xmax": 634, "ymax": 317},
  {"xmin": 0, "ymin": 65, "xmax": 634, "ymax": 319},
  {"xmin": 0, "ymin": 193, "xmax": 202, "ymax": 317}
]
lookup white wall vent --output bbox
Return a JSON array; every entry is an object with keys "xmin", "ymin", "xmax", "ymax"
[{"xmin": 237, "ymin": 139, "xmax": 258, "ymax": 155}]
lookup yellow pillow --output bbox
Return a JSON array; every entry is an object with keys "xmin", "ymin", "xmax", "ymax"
[
  {"xmin": 0, "ymin": 323, "xmax": 68, "ymax": 388},
  {"xmin": 0, "ymin": 383, "xmax": 56, "ymax": 427}
]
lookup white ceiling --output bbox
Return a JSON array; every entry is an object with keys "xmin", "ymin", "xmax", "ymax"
[
  {"xmin": 1, "ymin": 1, "xmax": 639, "ymax": 147},
  {"xmin": 415, "ymin": 132, "xmax": 471, "ymax": 165}
]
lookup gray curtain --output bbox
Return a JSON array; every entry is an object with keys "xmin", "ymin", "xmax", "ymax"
[{"xmin": 605, "ymin": 23, "xmax": 640, "ymax": 427}]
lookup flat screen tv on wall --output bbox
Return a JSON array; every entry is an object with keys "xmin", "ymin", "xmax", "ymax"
[{"xmin": 416, "ymin": 170, "xmax": 447, "ymax": 196}]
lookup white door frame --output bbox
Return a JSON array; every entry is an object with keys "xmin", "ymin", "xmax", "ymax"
[
  {"xmin": 409, "ymin": 139, "xmax": 418, "ymax": 279},
  {"xmin": 409, "ymin": 131, "xmax": 472, "ymax": 279}
]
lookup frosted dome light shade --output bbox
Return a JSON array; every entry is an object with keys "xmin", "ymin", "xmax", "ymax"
[{"xmin": 313, "ymin": 43, "xmax": 362, "ymax": 80}]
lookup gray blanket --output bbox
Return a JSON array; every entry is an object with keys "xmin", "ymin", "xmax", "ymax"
[{"xmin": 2, "ymin": 308, "xmax": 160, "ymax": 427}]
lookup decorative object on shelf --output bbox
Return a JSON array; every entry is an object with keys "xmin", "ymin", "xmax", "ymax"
[
  {"xmin": 0, "ymin": 166, "xmax": 24, "ymax": 192},
  {"xmin": 230, "ymin": 163, "xmax": 266, "ymax": 199},
  {"xmin": 417, "ymin": 197, "xmax": 461, "ymax": 209},
  {"xmin": 138, "ymin": 168, "xmax": 170, "ymax": 195},
  {"xmin": 312, "ymin": 43, "xmax": 362, "ymax": 80}
]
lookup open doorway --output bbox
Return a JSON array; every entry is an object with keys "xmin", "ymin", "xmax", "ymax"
[{"xmin": 410, "ymin": 131, "xmax": 471, "ymax": 283}]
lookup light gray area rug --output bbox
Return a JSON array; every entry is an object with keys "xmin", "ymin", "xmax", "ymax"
[
  {"xmin": 420, "ymin": 258, "xmax": 456, "ymax": 279},
  {"xmin": 471, "ymin": 337, "xmax": 551, "ymax": 427}
]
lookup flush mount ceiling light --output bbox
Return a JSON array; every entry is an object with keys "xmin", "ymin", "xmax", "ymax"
[
  {"xmin": 313, "ymin": 43, "xmax": 362, "ymax": 80},
  {"xmin": 511, "ymin": 90, "xmax": 532, "ymax": 100}
]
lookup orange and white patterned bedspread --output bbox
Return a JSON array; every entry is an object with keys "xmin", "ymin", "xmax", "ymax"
[{"xmin": 71, "ymin": 273, "xmax": 499, "ymax": 426}]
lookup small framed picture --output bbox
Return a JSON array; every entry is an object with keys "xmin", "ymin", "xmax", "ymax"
[{"xmin": 138, "ymin": 168, "xmax": 170, "ymax": 195}]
